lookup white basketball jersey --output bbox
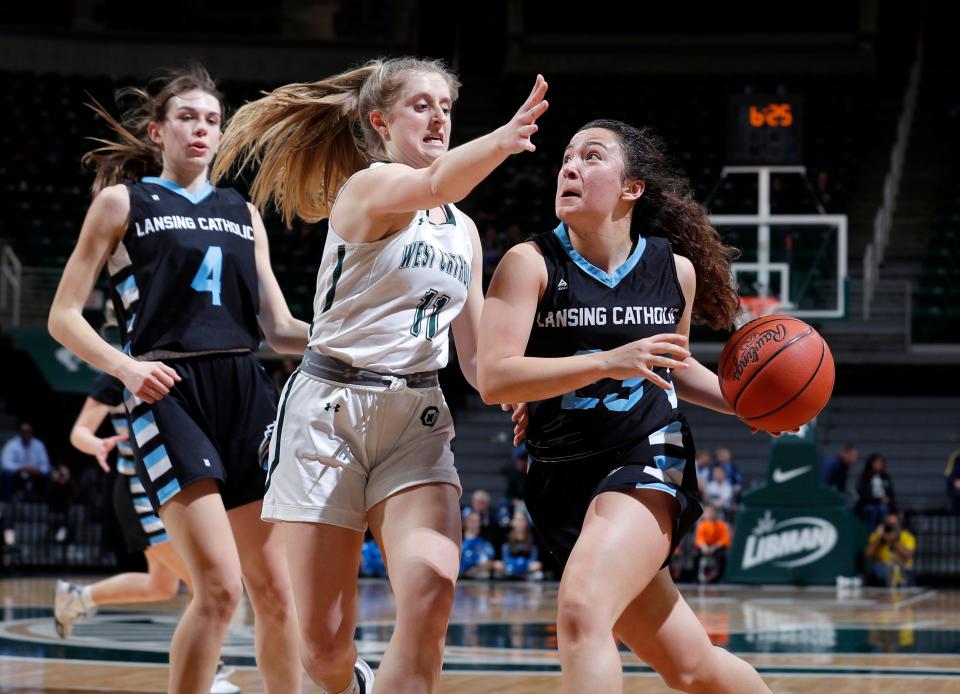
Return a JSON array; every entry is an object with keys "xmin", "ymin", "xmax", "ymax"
[{"xmin": 308, "ymin": 171, "xmax": 473, "ymax": 373}]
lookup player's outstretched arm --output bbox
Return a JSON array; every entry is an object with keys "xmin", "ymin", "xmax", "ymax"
[
  {"xmin": 342, "ymin": 75, "xmax": 548, "ymax": 237},
  {"xmin": 669, "ymin": 254, "xmax": 732, "ymax": 413}
]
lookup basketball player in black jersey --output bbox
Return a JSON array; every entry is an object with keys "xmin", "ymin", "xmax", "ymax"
[
  {"xmin": 479, "ymin": 121, "xmax": 771, "ymax": 692},
  {"xmin": 48, "ymin": 65, "xmax": 305, "ymax": 693}
]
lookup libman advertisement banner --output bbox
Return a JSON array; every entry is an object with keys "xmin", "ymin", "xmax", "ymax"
[{"xmin": 727, "ymin": 506, "xmax": 867, "ymax": 584}]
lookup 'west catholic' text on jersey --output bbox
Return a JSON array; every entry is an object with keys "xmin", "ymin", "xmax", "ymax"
[
  {"xmin": 308, "ymin": 165, "xmax": 473, "ymax": 373},
  {"xmin": 107, "ymin": 178, "xmax": 261, "ymax": 359},
  {"xmin": 525, "ymin": 223, "xmax": 686, "ymax": 461}
]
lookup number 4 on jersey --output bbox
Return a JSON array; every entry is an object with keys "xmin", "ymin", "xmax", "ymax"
[
  {"xmin": 191, "ymin": 246, "xmax": 223, "ymax": 306},
  {"xmin": 411, "ymin": 288, "xmax": 450, "ymax": 341}
]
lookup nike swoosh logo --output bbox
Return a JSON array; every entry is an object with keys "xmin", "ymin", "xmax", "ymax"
[{"xmin": 772, "ymin": 466, "xmax": 812, "ymax": 483}]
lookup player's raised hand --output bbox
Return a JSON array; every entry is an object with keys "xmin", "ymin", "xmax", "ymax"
[{"xmin": 497, "ymin": 75, "xmax": 549, "ymax": 154}]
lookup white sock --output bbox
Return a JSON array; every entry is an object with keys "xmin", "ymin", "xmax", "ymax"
[{"xmin": 80, "ymin": 585, "xmax": 97, "ymax": 610}]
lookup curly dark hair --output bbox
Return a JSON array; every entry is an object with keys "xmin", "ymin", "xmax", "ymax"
[{"xmin": 578, "ymin": 119, "xmax": 741, "ymax": 330}]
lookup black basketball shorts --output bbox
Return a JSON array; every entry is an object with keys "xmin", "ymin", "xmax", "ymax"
[
  {"xmin": 125, "ymin": 352, "xmax": 279, "ymax": 513},
  {"xmin": 523, "ymin": 413, "xmax": 703, "ymax": 573},
  {"xmin": 112, "ymin": 473, "xmax": 167, "ymax": 554}
]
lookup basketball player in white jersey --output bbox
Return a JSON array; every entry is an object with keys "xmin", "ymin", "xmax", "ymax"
[{"xmin": 213, "ymin": 59, "xmax": 547, "ymax": 694}]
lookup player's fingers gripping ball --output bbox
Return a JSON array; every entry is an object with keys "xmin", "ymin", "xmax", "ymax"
[{"xmin": 719, "ymin": 315, "xmax": 835, "ymax": 432}]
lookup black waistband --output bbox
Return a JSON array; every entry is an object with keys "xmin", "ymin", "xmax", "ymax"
[{"xmin": 300, "ymin": 350, "xmax": 439, "ymax": 389}]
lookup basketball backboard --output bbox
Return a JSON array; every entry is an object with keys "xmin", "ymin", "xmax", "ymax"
[{"xmin": 708, "ymin": 166, "xmax": 848, "ymax": 326}]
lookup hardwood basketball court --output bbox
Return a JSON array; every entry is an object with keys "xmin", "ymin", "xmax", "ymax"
[{"xmin": 1, "ymin": 577, "xmax": 958, "ymax": 692}]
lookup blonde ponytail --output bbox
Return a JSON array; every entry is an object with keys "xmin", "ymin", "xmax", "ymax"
[{"xmin": 213, "ymin": 66, "xmax": 374, "ymax": 226}]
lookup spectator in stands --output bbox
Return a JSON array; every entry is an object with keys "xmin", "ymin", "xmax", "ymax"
[
  {"xmin": 694, "ymin": 504, "xmax": 731, "ymax": 584},
  {"xmin": 821, "ymin": 443, "xmax": 858, "ymax": 497},
  {"xmin": 946, "ymin": 449, "xmax": 960, "ymax": 515},
  {"xmin": 1, "ymin": 422, "xmax": 51, "ymax": 503},
  {"xmin": 706, "ymin": 464, "xmax": 736, "ymax": 517},
  {"xmin": 501, "ymin": 443, "xmax": 529, "ymax": 504},
  {"xmin": 494, "ymin": 510, "xmax": 543, "ymax": 581},
  {"xmin": 714, "ymin": 446, "xmax": 744, "ymax": 501},
  {"xmin": 360, "ymin": 531, "xmax": 387, "ymax": 578},
  {"xmin": 855, "ymin": 453, "xmax": 896, "ymax": 530},
  {"xmin": 864, "ymin": 511, "xmax": 916, "ymax": 588},
  {"xmin": 462, "ymin": 489, "xmax": 503, "ymax": 548},
  {"xmin": 694, "ymin": 449, "xmax": 713, "ymax": 494},
  {"xmin": 460, "ymin": 511, "xmax": 496, "ymax": 579}
]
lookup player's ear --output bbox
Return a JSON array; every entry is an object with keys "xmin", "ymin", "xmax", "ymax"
[
  {"xmin": 622, "ymin": 178, "xmax": 645, "ymax": 201},
  {"xmin": 146, "ymin": 121, "xmax": 163, "ymax": 146},
  {"xmin": 369, "ymin": 110, "xmax": 389, "ymax": 141}
]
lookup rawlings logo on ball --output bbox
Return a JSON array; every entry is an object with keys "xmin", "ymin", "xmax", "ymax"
[{"xmin": 733, "ymin": 323, "xmax": 787, "ymax": 381}]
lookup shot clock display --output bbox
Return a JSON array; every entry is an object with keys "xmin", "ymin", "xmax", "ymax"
[{"xmin": 728, "ymin": 94, "xmax": 803, "ymax": 165}]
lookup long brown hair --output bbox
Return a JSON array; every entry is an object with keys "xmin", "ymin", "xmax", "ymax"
[
  {"xmin": 81, "ymin": 64, "xmax": 224, "ymax": 198},
  {"xmin": 579, "ymin": 119, "xmax": 741, "ymax": 330},
  {"xmin": 212, "ymin": 57, "xmax": 460, "ymax": 227}
]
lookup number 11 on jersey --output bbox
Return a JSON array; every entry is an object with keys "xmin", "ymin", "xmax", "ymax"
[
  {"xmin": 191, "ymin": 246, "xmax": 223, "ymax": 306},
  {"xmin": 411, "ymin": 288, "xmax": 450, "ymax": 341}
]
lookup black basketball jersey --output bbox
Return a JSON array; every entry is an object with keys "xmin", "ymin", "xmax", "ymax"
[
  {"xmin": 524, "ymin": 223, "xmax": 686, "ymax": 461},
  {"xmin": 107, "ymin": 178, "xmax": 261, "ymax": 358}
]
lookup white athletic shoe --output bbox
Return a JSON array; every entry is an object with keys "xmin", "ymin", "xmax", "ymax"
[
  {"xmin": 54, "ymin": 580, "xmax": 93, "ymax": 638},
  {"xmin": 210, "ymin": 661, "xmax": 242, "ymax": 693},
  {"xmin": 354, "ymin": 658, "xmax": 375, "ymax": 694}
]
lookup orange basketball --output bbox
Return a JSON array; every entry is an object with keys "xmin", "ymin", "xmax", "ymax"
[{"xmin": 718, "ymin": 315, "xmax": 835, "ymax": 432}]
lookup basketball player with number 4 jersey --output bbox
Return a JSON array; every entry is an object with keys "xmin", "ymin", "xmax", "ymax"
[
  {"xmin": 479, "ymin": 120, "xmax": 771, "ymax": 692},
  {"xmin": 48, "ymin": 65, "xmax": 304, "ymax": 692}
]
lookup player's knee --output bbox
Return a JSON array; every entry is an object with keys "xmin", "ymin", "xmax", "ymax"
[
  {"xmin": 556, "ymin": 591, "xmax": 608, "ymax": 642},
  {"xmin": 195, "ymin": 574, "xmax": 244, "ymax": 621},
  {"xmin": 658, "ymin": 646, "xmax": 720, "ymax": 692},
  {"xmin": 245, "ymin": 572, "xmax": 295, "ymax": 622},
  {"xmin": 399, "ymin": 571, "xmax": 455, "ymax": 641},
  {"xmin": 300, "ymin": 630, "xmax": 354, "ymax": 674},
  {"xmin": 148, "ymin": 572, "xmax": 181, "ymax": 602}
]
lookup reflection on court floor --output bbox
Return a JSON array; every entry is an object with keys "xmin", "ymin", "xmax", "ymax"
[{"xmin": 1, "ymin": 578, "xmax": 958, "ymax": 692}]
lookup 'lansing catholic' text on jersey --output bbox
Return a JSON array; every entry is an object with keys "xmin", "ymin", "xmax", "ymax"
[
  {"xmin": 525, "ymin": 223, "xmax": 686, "ymax": 461},
  {"xmin": 107, "ymin": 178, "xmax": 261, "ymax": 359}
]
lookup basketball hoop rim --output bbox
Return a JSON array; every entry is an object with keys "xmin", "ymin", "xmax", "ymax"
[{"xmin": 738, "ymin": 296, "xmax": 781, "ymax": 325}]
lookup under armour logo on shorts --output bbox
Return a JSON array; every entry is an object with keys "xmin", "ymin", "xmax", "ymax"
[
  {"xmin": 420, "ymin": 406, "xmax": 439, "ymax": 427},
  {"xmin": 324, "ymin": 402, "xmax": 341, "ymax": 412}
]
